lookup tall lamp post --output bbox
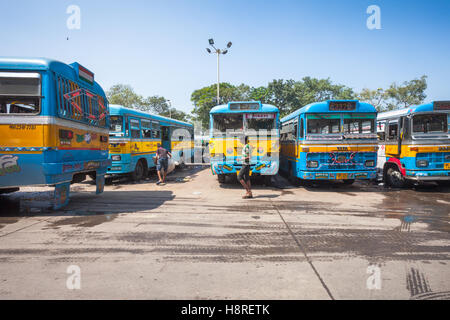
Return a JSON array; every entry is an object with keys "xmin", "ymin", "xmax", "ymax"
[
  {"xmin": 206, "ymin": 39, "xmax": 232, "ymax": 105},
  {"xmin": 166, "ymin": 99, "xmax": 171, "ymax": 118}
]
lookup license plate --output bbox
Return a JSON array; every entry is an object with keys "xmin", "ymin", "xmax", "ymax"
[
  {"xmin": 236, "ymin": 170, "xmax": 252, "ymax": 176},
  {"xmin": 445, "ymin": 163, "xmax": 450, "ymax": 170},
  {"xmin": 337, "ymin": 173, "xmax": 348, "ymax": 179}
]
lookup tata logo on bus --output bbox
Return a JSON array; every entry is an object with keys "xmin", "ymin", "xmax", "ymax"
[{"xmin": 329, "ymin": 101, "xmax": 356, "ymax": 111}]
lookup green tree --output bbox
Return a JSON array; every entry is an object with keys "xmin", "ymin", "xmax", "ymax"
[
  {"xmin": 142, "ymin": 96, "xmax": 169, "ymax": 114},
  {"xmin": 265, "ymin": 79, "xmax": 298, "ymax": 116},
  {"xmin": 107, "ymin": 84, "xmax": 190, "ymax": 122},
  {"xmin": 265, "ymin": 77, "xmax": 355, "ymax": 116},
  {"xmin": 385, "ymin": 75, "xmax": 427, "ymax": 110},
  {"xmin": 190, "ymin": 82, "xmax": 251, "ymax": 128},
  {"xmin": 248, "ymin": 86, "xmax": 269, "ymax": 102},
  {"xmin": 358, "ymin": 76, "xmax": 428, "ymax": 111},
  {"xmin": 107, "ymin": 84, "xmax": 143, "ymax": 109},
  {"xmin": 358, "ymin": 88, "xmax": 386, "ymax": 111}
]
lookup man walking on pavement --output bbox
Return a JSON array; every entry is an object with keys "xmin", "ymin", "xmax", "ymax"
[
  {"xmin": 238, "ymin": 136, "xmax": 253, "ymax": 199},
  {"xmin": 155, "ymin": 143, "xmax": 172, "ymax": 185}
]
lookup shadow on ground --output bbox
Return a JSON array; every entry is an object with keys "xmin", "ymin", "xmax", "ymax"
[{"xmin": 0, "ymin": 190, "xmax": 175, "ymax": 229}]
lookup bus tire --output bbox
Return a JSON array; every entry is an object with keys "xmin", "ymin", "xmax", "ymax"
[
  {"xmin": 289, "ymin": 166, "xmax": 298, "ymax": 186},
  {"xmin": 436, "ymin": 180, "xmax": 450, "ymax": 187},
  {"xmin": 131, "ymin": 160, "xmax": 146, "ymax": 181},
  {"xmin": 342, "ymin": 179, "xmax": 355, "ymax": 185},
  {"xmin": 385, "ymin": 167, "xmax": 405, "ymax": 188},
  {"xmin": 264, "ymin": 175, "xmax": 272, "ymax": 186},
  {"xmin": 217, "ymin": 174, "xmax": 226, "ymax": 184}
]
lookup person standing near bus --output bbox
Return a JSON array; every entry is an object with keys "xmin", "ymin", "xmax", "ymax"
[
  {"xmin": 239, "ymin": 136, "xmax": 253, "ymax": 198},
  {"xmin": 156, "ymin": 143, "xmax": 172, "ymax": 185}
]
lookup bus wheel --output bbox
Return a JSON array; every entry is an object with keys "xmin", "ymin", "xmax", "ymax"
[
  {"xmin": 289, "ymin": 166, "xmax": 298, "ymax": 186},
  {"xmin": 217, "ymin": 174, "xmax": 226, "ymax": 184},
  {"xmin": 342, "ymin": 179, "xmax": 355, "ymax": 185},
  {"xmin": 131, "ymin": 160, "xmax": 145, "ymax": 181},
  {"xmin": 437, "ymin": 180, "xmax": 450, "ymax": 187},
  {"xmin": 385, "ymin": 167, "xmax": 405, "ymax": 188}
]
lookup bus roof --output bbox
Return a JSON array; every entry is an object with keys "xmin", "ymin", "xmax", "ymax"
[
  {"xmin": 377, "ymin": 101, "xmax": 450, "ymax": 120},
  {"xmin": 0, "ymin": 57, "xmax": 106, "ymax": 97},
  {"xmin": 109, "ymin": 104, "xmax": 193, "ymax": 127},
  {"xmin": 209, "ymin": 101, "xmax": 279, "ymax": 114},
  {"xmin": 281, "ymin": 100, "xmax": 377, "ymax": 122}
]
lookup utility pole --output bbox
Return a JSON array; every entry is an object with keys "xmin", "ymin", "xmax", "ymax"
[{"xmin": 206, "ymin": 39, "xmax": 232, "ymax": 105}]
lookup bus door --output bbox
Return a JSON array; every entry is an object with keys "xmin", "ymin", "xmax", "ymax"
[
  {"xmin": 129, "ymin": 117, "xmax": 141, "ymax": 154},
  {"xmin": 377, "ymin": 120, "xmax": 387, "ymax": 170},
  {"xmin": 161, "ymin": 126, "xmax": 171, "ymax": 151},
  {"xmin": 386, "ymin": 119, "xmax": 400, "ymax": 156}
]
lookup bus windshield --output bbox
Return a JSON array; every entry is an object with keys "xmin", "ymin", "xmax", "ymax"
[
  {"xmin": 0, "ymin": 72, "xmax": 41, "ymax": 114},
  {"xmin": 307, "ymin": 114, "xmax": 340, "ymax": 134},
  {"xmin": 110, "ymin": 116, "xmax": 124, "ymax": 132},
  {"xmin": 213, "ymin": 114, "xmax": 243, "ymax": 135},
  {"xmin": 343, "ymin": 114, "xmax": 376, "ymax": 134},
  {"xmin": 413, "ymin": 113, "xmax": 448, "ymax": 134}
]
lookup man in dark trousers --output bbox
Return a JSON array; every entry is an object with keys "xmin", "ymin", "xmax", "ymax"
[
  {"xmin": 155, "ymin": 143, "xmax": 172, "ymax": 185},
  {"xmin": 238, "ymin": 136, "xmax": 253, "ymax": 198}
]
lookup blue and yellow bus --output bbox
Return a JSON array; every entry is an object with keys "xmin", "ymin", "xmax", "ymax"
[
  {"xmin": 377, "ymin": 101, "xmax": 450, "ymax": 187},
  {"xmin": 280, "ymin": 100, "xmax": 378, "ymax": 185},
  {"xmin": 0, "ymin": 57, "xmax": 110, "ymax": 209},
  {"xmin": 108, "ymin": 105, "xmax": 194, "ymax": 180},
  {"xmin": 209, "ymin": 101, "xmax": 280, "ymax": 185}
]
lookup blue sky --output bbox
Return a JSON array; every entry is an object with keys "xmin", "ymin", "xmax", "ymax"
[{"xmin": 1, "ymin": 0, "xmax": 449, "ymax": 113}]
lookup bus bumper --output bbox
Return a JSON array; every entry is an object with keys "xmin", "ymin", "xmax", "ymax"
[
  {"xmin": 42, "ymin": 159, "xmax": 111, "ymax": 184},
  {"xmin": 211, "ymin": 160, "xmax": 279, "ymax": 176},
  {"xmin": 299, "ymin": 171, "xmax": 377, "ymax": 180},
  {"xmin": 405, "ymin": 170, "xmax": 450, "ymax": 181},
  {"xmin": 107, "ymin": 161, "xmax": 133, "ymax": 175}
]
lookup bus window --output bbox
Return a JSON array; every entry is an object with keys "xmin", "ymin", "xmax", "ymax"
[
  {"xmin": 344, "ymin": 114, "xmax": 375, "ymax": 134},
  {"xmin": 361, "ymin": 120, "xmax": 373, "ymax": 133},
  {"xmin": 152, "ymin": 122, "xmax": 161, "ymax": 139},
  {"xmin": 307, "ymin": 114, "xmax": 340, "ymax": 134},
  {"xmin": 213, "ymin": 114, "xmax": 243, "ymax": 134},
  {"xmin": 110, "ymin": 116, "xmax": 123, "ymax": 132},
  {"xmin": 0, "ymin": 72, "xmax": 41, "ymax": 114},
  {"xmin": 387, "ymin": 122, "xmax": 398, "ymax": 140},
  {"xmin": 344, "ymin": 119, "xmax": 360, "ymax": 133},
  {"xmin": 162, "ymin": 127, "xmax": 170, "ymax": 141},
  {"xmin": 246, "ymin": 115, "xmax": 276, "ymax": 130},
  {"xmin": 130, "ymin": 119, "xmax": 140, "ymax": 138},
  {"xmin": 412, "ymin": 114, "xmax": 448, "ymax": 134},
  {"xmin": 141, "ymin": 120, "xmax": 152, "ymax": 138},
  {"xmin": 299, "ymin": 118, "xmax": 304, "ymax": 138}
]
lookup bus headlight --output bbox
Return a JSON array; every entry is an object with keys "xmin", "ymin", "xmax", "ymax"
[
  {"xmin": 365, "ymin": 160, "xmax": 375, "ymax": 167},
  {"xmin": 416, "ymin": 160, "xmax": 428, "ymax": 167},
  {"xmin": 307, "ymin": 161, "xmax": 319, "ymax": 168},
  {"xmin": 111, "ymin": 155, "xmax": 121, "ymax": 161}
]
